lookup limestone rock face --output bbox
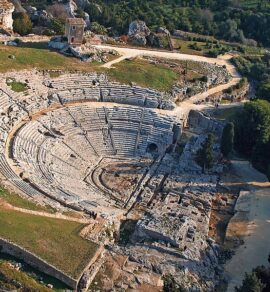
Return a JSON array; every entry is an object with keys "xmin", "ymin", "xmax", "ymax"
[
  {"xmin": 64, "ymin": 0, "xmax": 78, "ymax": 17},
  {"xmin": 0, "ymin": 0, "xmax": 15, "ymax": 31},
  {"xmin": 157, "ymin": 26, "xmax": 170, "ymax": 35},
  {"xmin": 48, "ymin": 36, "xmax": 68, "ymax": 50},
  {"xmin": 128, "ymin": 20, "xmax": 150, "ymax": 46}
]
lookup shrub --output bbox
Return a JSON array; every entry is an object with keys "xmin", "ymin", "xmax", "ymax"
[
  {"xmin": 196, "ymin": 134, "xmax": 214, "ymax": 172},
  {"xmin": 13, "ymin": 13, "xmax": 33, "ymax": 36},
  {"xmin": 91, "ymin": 22, "xmax": 107, "ymax": 35}
]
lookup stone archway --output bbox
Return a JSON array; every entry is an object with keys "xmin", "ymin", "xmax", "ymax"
[{"xmin": 147, "ymin": 143, "xmax": 159, "ymax": 155}]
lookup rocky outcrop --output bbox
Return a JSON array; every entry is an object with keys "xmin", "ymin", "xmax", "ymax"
[
  {"xmin": 188, "ymin": 110, "xmax": 226, "ymax": 138},
  {"xmin": 157, "ymin": 27, "xmax": 170, "ymax": 36},
  {"xmin": 128, "ymin": 21, "xmax": 172, "ymax": 49},
  {"xmin": 48, "ymin": 36, "xmax": 68, "ymax": 50},
  {"xmin": 64, "ymin": 0, "xmax": 78, "ymax": 17},
  {"xmin": 128, "ymin": 20, "xmax": 151, "ymax": 46},
  {"xmin": 148, "ymin": 32, "xmax": 170, "ymax": 49}
]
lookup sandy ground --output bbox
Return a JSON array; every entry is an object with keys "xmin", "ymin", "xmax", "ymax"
[{"xmin": 224, "ymin": 160, "xmax": 270, "ymax": 291}]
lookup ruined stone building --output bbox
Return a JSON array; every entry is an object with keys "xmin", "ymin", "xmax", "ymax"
[
  {"xmin": 65, "ymin": 18, "xmax": 85, "ymax": 46},
  {"xmin": 0, "ymin": 0, "xmax": 14, "ymax": 31}
]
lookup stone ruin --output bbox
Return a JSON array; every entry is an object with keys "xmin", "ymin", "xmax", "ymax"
[{"xmin": 0, "ymin": 69, "xmax": 226, "ymax": 291}]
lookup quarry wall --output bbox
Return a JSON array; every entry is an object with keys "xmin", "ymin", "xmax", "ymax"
[{"xmin": 188, "ymin": 110, "xmax": 225, "ymax": 137}]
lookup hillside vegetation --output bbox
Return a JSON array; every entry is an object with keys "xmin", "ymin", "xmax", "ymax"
[
  {"xmin": 19, "ymin": 0, "xmax": 270, "ymax": 48},
  {"xmin": 234, "ymin": 100, "xmax": 270, "ymax": 179},
  {"xmin": 82, "ymin": 0, "xmax": 270, "ymax": 47}
]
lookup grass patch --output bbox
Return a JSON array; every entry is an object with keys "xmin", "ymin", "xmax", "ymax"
[
  {"xmin": 208, "ymin": 106, "xmax": 243, "ymax": 121},
  {"xmin": 0, "ymin": 45, "xmax": 99, "ymax": 73},
  {"xmin": 0, "ymin": 208, "xmax": 98, "ymax": 279},
  {"xmin": 172, "ymin": 39, "xmax": 206, "ymax": 56},
  {"xmin": 0, "ymin": 260, "xmax": 52, "ymax": 291},
  {"xmin": 6, "ymin": 77, "xmax": 28, "ymax": 93},
  {"xmin": 0, "ymin": 253, "xmax": 69, "ymax": 291},
  {"xmin": 0, "ymin": 186, "xmax": 55, "ymax": 213},
  {"xmin": 48, "ymin": 71, "xmax": 62, "ymax": 78},
  {"xmin": 106, "ymin": 58, "xmax": 179, "ymax": 91}
]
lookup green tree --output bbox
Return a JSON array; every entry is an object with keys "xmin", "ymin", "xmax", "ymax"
[
  {"xmin": 50, "ymin": 18, "xmax": 65, "ymax": 35},
  {"xmin": 196, "ymin": 133, "xmax": 214, "ymax": 172},
  {"xmin": 258, "ymin": 81, "xmax": 270, "ymax": 102},
  {"xmin": 90, "ymin": 22, "xmax": 108, "ymax": 35},
  {"xmin": 236, "ymin": 254, "xmax": 270, "ymax": 292},
  {"xmin": 13, "ymin": 12, "xmax": 33, "ymax": 36},
  {"xmin": 221, "ymin": 122, "xmax": 234, "ymax": 157},
  {"xmin": 234, "ymin": 100, "xmax": 270, "ymax": 174},
  {"xmin": 235, "ymin": 272, "xmax": 265, "ymax": 292}
]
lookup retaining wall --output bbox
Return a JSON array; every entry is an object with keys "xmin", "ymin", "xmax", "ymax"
[{"xmin": 0, "ymin": 237, "xmax": 78, "ymax": 289}]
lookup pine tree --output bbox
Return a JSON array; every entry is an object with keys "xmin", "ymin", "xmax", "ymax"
[
  {"xmin": 235, "ymin": 272, "xmax": 265, "ymax": 292},
  {"xmin": 221, "ymin": 122, "xmax": 234, "ymax": 157},
  {"xmin": 196, "ymin": 133, "xmax": 214, "ymax": 172}
]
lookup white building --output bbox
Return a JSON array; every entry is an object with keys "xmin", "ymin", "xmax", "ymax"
[{"xmin": 0, "ymin": 0, "xmax": 15, "ymax": 31}]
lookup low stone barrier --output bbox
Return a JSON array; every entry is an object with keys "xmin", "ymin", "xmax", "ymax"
[{"xmin": 0, "ymin": 237, "xmax": 78, "ymax": 289}]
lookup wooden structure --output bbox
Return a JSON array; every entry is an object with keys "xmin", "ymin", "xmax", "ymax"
[{"xmin": 65, "ymin": 18, "xmax": 85, "ymax": 46}]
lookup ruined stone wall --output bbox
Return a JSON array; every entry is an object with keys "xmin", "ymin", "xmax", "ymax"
[
  {"xmin": 133, "ymin": 223, "xmax": 179, "ymax": 247},
  {"xmin": 188, "ymin": 110, "xmax": 225, "ymax": 137},
  {"xmin": 0, "ymin": 237, "xmax": 78, "ymax": 289}
]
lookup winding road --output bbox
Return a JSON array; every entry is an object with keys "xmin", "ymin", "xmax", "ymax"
[{"xmin": 95, "ymin": 45, "xmax": 241, "ymax": 106}]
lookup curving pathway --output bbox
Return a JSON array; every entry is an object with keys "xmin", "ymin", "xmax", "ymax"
[{"xmin": 95, "ymin": 45, "xmax": 241, "ymax": 106}]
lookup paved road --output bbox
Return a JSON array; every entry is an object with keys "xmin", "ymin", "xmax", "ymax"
[{"xmin": 224, "ymin": 160, "xmax": 270, "ymax": 291}]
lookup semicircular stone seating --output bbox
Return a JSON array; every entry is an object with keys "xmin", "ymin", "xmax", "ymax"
[
  {"xmin": 0, "ymin": 71, "xmax": 182, "ymax": 217},
  {"xmin": 10, "ymin": 104, "xmax": 178, "ymax": 216}
]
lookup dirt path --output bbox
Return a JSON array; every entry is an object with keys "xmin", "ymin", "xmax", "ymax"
[
  {"xmin": 95, "ymin": 45, "xmax": 241, "ymax": 106},
  {"xmin": 0, "ymin": 198, "xmax": 90, "ymax": 224},
  {"xmin": 223, "ymin": 160, "xmax": 270, "ymax": 291},
  {"xmin": 96, "ymin": 45, "xmax": 238, "ymax": 75}
]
